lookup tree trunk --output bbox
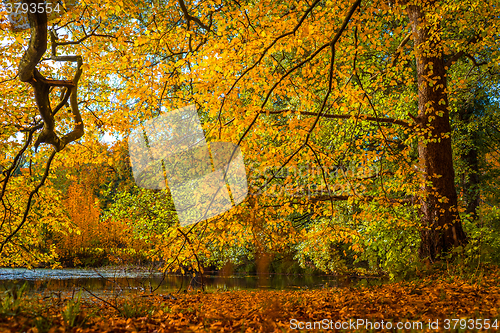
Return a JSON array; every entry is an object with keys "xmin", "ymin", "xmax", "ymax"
[{"xmin": 407, "ymin": 2, "xmax": 468, "ymax": 261}]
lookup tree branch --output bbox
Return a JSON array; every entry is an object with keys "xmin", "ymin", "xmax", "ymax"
[
  {"xmin": 178, "ymin": 0, "xmax": 209, "ymax": 31},
  {"xmin": 444, "ymin": 35, "xmax": 481, "ymax": 68},
  {"xmin": 17, "ymin": 0, "xmax": 47, "ymax": 83},
  {"xmin": 0, "ymin": 150, "xmax": 57, "ymax": 254},
  {"xmin": 217, "ymin": 0, "xmax": 323, "ymax": 137},
  {"xmin": 0, "ymin": 0, "xmax": 88, "ymax": 255},
  {"xmin": 309, "ymin": 194, "xmax": 413, "ymax": 204},
  {"xmin": 391, "ymin": 32, "xmax": 412, "ymax": 67},
  {"xmin": 261, "ymin": 109, "xmax": 412, "ymax": 128}
]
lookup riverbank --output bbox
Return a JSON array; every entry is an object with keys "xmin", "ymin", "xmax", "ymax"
[
  {"xmin": 1, "ymin": 268, "xmax": 499, "ymax": 332},
  {"xmin": 0, "ymin": 267, "xmax": 351, "ymax": 300}
]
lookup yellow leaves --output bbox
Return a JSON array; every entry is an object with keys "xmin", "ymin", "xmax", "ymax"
[
  {"xmin": 80, "ymin": 63, "xmax": 90, "ymax": 71},
  {"xmin": 14, "ymin": 35, "xmax": 24, "ymax": 45},
  {"xmin": 213, "ymin": 64, "xmax": 223, "ymax": 73},
  {"xmin": 1, "ymin": 0, "xmax": 494, "ymax": 273},
  {"xmin": 301, "ymin": 25, "xmax": 310, "ymax": 37},
  {"xmin": 113, "ymin": 0, "xmax": 125, "ymax": 13},
  {"xmin": 98, "ymin": 10, "xmax": 107, "ymax": 20}
]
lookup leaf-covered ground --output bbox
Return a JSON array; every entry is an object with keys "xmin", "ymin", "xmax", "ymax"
[{"xmin": 2, "ymin": 271, "xmax": 500, "ymax": 332}]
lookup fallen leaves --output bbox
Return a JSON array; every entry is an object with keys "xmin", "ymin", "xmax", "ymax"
[{"xmin": 1, "ymin": 270, "xmax": 500, "ymax": 332}]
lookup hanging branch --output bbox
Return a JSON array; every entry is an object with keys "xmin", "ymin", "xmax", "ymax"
[
  {"xmin": 177, "ymin": 227, "xmax": 205, "ymax": 292},
  {"xmin": 17, "ymin": 1, "xmax": 85, "ymax": 152},
  {"xmin": 0, "ymin": 0, "xmax": 88, "ymax": 255},
  {"xmin": 0, "ymin": 150, "xmax": 57, "ymax": 253}
]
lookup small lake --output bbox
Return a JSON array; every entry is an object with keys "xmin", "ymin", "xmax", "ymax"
[{"xmin": 0, "ymin": 268, "xmax": 348, "ymax": 298}]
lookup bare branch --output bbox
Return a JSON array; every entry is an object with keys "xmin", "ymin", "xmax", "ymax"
[
  {"xmin": 177, "ymin": 228, "xmax": 205, "ymax": 291},
  {"xmin": 465, "ymin": 54, "xmax": 487, "ymax": 67},
  {"xmin": 391, "ymin": 32, "xmax": 412, "ymax": 67},
  {"xmin": 49, "ymin": 27, "xmax": 116, "ymax": 57},
  {"xmin": 51, "ymin": 87, "xmax": 71, "ymax": 116},
  {"xmin": 309, "ymin": 194, "xmax": 413, "ymax": 204},
  {"xmin": 262, "ymin": 109, "xmax": 412, "ymax": 128},
  {"xmin": 178, "ymin": 0, "xmax": 209, "ymax": 31}
]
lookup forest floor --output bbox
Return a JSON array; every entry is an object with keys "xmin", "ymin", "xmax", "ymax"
[{"xmin": 1, "ymin": 267, "xmax": 500, "ymax": 332}]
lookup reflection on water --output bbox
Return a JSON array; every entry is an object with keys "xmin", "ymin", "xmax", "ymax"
[
  {"xmin": 0, "ymin": 268, "xmax": 345, "ymax": 297},
  {"xmin": 0, "ymin": 268, "xmax": 160, "ymax": 281}
]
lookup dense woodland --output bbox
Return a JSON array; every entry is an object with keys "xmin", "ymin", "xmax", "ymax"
[{"xmin": 1, "ymin": 0, "xmax": 500, "ymax": 281}]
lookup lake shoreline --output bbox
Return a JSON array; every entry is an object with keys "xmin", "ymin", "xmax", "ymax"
[{"xmin": 1, "ymin": 269, "xmax": 499, "ymax": 333}]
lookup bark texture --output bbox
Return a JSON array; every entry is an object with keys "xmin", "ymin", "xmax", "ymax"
[
  {"xmin": 407, "ymin": 1, "xmax": 468, "ymax": 260},
  {"xmin": 18, "ymin": 0, "xmax": 84, "ymax": 152}
]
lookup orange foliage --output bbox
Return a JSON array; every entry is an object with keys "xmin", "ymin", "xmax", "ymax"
[
  {"xmin": 56, "ymin": 180, "xmax": 148, "ymax": 266},
  {"xmin": 56, "ymin": 182, "xmax": 102, "ymax": 265}
]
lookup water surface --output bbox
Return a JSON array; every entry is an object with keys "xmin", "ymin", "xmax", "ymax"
[{"xmin": 0, "ymin": 267, "xmax": 344, "ymax": 298}]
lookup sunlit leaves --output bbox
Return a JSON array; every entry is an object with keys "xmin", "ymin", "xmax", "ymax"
[{"xmin": 1, "ymin": 0, "xmax": 500, "ymax": 270}]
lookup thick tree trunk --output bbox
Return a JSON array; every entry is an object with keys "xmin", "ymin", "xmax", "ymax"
[{"xmin": 407, "ymin": 2, "xmax": 468, "ymax": 260}]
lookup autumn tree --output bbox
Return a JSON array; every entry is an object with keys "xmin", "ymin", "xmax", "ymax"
[
  {"xmin": 0, "ymin": 0, "xmax": 118, "ymax": 264},
  {"xmin": 170, "ymin": 0, "xmax": 500, "ymax": 263},
  {"xmin": 162, "ymin": 0, "xmax": 498, "ymax": 262},
  {"xmin": 2, "ymin": 0, "xmax": 500, "ymax": 271}
]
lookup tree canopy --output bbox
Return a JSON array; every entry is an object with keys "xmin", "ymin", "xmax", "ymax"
[{"xmin": 1, "ymin": 0, "xmax": 500, "ymax": 276}]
